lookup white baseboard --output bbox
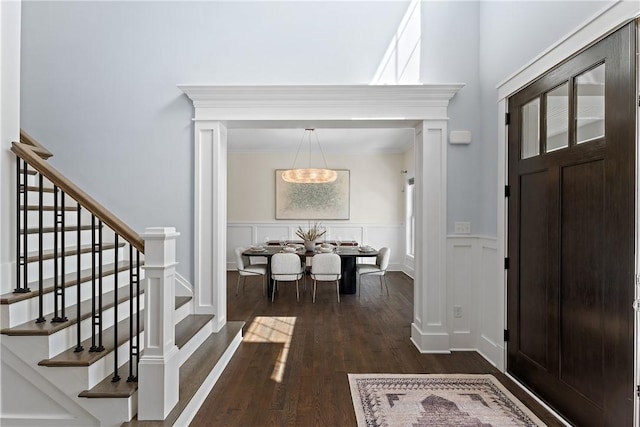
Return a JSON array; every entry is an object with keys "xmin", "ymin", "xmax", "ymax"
[{"xmin": 410, "ymin": 323, "xmax": 451, "ymax": 354}]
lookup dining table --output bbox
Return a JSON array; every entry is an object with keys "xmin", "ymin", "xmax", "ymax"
[{"xmin": 242, "ymin": 244, "xmax": 378, "ymax": 297}]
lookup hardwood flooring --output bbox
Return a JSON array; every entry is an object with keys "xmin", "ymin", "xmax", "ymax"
[{"xmin": 190, "ymin": 271, "xmax": 564, "ymax": 426}]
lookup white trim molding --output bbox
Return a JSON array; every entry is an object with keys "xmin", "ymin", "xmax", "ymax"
[
  {"xmin": 179, "ymin": 84, "xmax": 463, "ymax": 346},
  {"xmin": 178, "ymin": 84, "xmax": 463, "ymax": 122}
]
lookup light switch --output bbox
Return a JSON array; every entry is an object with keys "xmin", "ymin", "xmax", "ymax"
[{"xmin": 454, "ymin": 222, "xmax": 471, "ymax": 234}]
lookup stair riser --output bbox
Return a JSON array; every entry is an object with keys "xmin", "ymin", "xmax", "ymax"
[
  {"xmin": 3, "ymin": 269, "xmax": 140, "ymax": 327},
  {"xmin": 47, "ymin": 297, "xmax": 145, "ymax": 358},
  {"xmin": 174, "ymin": 298, "xmax": 192, "ymax": 324},
  {"xmin": 42, "ymin": 330, "xmax": 146, "ymax": 390},
  {"xmin": 178, "ymin": 318, "xmax": 215, "ymax": 367}
]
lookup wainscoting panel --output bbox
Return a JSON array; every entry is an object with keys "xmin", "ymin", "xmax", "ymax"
[
  {"xmin": 446, "ymin": 236, "xmax": 501, "ymax": 367},
  {"xmin": 227, "ymin": 222, "xmax": 404, "ymax": 271},
  {"xmin": 449, "ymin": 241, "xmax": 474, "ymax": 348}
]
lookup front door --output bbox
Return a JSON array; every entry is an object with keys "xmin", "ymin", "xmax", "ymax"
[{"xmin": 507, "ymin": 22, "xmax": 636, "ymax": 426}]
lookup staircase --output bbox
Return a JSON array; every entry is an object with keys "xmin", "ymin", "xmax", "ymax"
[{"xmin": 0, "ymin": 132, "xmax": 243, "ymax": 427}]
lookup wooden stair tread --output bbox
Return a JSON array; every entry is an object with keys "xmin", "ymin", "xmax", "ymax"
[
  {"xmin": 79, "ymin": 362, "xmax": 138, "ymax": 398},
  {"xmin": 1, "ymin": 285, "xmax": 143, "ymax": 336},
  {"xmin": 175, "ymin": 314, "xmax": 215, "ymax": 349},
  {"xmin": 36, "ymin": 297, "xmax": 193, "ymax": 366},
  {"xmin": 26, "ymin": 185, "xmax": 55, "ymax": 193},
  {"xmin": 1, "ymin": 261, "xmax": 137, "ymax": 305},
  {"xmin": 175, "ymin": 296, "xmax": 191, "ymax": 310},
  {"xmin": 21, "ymin": 205, "xmax": 77, "ymax": 211},
  {"xmin": 121, "ymin": 321, "xmax": 244, "ymax": 427},
  {"xmin": 21, "ymin": 224, "xmax": 97, "ymax": 235},
  {"xmin": 20, "ymin": 168, "xmax": 38, "ymax": 175},
  {"xmin": 39, "ymin": 313, "xmax": 145, "ymax": 367},
  {"xmin": 78, "ymin": 303, "xmax": 205, "ymax": 399},
  {"xmin": 26, "ymin": 242, "xmax": 125, "ymax": 263}
]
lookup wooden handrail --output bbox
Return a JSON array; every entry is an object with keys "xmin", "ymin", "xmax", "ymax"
[
  {"xmin": 12, "ymin": 140, "xmax": 144, "ymax": 253},
  {"xmin": 20, "ymin": 130, "xmax": 53, "ymax": 160}
]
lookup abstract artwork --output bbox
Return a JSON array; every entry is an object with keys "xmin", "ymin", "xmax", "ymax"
[{"xmin": 275, "ymin": 169, "xmax": 350, "ymax": 220}]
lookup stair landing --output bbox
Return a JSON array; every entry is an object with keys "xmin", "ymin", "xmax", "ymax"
[{"xmin": 121, "ymin": 321, "xmax": 244, "ymax": 427}]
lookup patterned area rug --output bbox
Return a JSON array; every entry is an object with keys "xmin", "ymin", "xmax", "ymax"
[{"xmin": 348, "ymin": 374, "xmax": 547, "ymax": 427}]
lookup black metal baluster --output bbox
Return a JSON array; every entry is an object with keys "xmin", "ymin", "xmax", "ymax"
[
  {"xmin": 127, "ymin": 245, "xmax": 138, "ymax": 382},
  {"xmin": 36, "ymin": 174, "xmax": 45, "ymax": 323},
  {"xmin": 14, "ymin": 157, "xmax": 29, "ymax": 293},
  {"xmin": 52, "ymin": 190, "xmax": 67, "ymax": 323},
  {"xmin": 112, "ymin": 234, "xmax": 120, "ymax": 382},
  {"xmin": 74, "ymin": 203, "xmax": 83, "ymax": 353},
  {"xmin": 52, "ymin": 185, "xmax": 59, "ymax": 319},
  {"xmin": 90, "ymin": 215, "xmax": 99, "ymax": 351},
  {"xmin": 135, "ymin": 250, "xmax": 140, "ymax": 380},
  {"xmin": 23, "ymin": 161, "xmax": 29, "ymax": 292},
  {"xmin": 96, "ymin": 220, "xmax": 104, "ymax": 351}
]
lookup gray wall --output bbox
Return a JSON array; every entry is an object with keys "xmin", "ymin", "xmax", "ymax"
[
  {"xmin": 20, "ymin": 0, "xmax": 613, "ymax": 282},
  {"xmin": 477, "ymin": 0, "xmax": 613, "ymax": 234}
]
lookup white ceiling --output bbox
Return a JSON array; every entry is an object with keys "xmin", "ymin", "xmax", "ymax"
[{"xmin": 227, "ymin": 127, "xmax": 416, "ymax": 154}]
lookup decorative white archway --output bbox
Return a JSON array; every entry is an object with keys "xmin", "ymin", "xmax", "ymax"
[{"xmin": 179, "ymin": 84, "xmax": 462, "ymax": 353}]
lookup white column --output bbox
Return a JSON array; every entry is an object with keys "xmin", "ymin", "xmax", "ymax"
[
  {"xmin": 0, "ymin": 0, "xmax": 21, "ymax": 295},
  {"xmin": 411, "ymin": 120, "xmax": 450, "ymax": 353},
  {"xmin": 138, "ymin": 227, "xmax": 180, "ymax": 420},
  {"xmin": 193, "ymin": 120, "xmax": 227, "ymax": 331}
]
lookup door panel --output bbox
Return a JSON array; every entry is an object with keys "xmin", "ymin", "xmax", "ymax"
[
  {"xmin": 560, "ymin": 160, "xmax": 605, "ymax": 408},
  {"xmin": 518, "ymin": 171, "xmax": 549, "ymax": 369},
  {"xmin": 507, "ymin": 22, "xmax": 636, "ymax": 427}
]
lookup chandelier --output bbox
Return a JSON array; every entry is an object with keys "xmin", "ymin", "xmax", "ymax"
[{"xmin": 281, "ymin": 129, "xmax": 337, "ymax": 184}]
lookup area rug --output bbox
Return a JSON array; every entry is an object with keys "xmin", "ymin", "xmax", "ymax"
[{"xmin": 348, "ymin": 374, "xmax": 546, "ymax": 427}]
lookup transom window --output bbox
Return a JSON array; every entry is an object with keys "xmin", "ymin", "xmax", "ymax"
[{"xmin": 520, "ymin": 62, "xmax": 605, "ymax": 159}]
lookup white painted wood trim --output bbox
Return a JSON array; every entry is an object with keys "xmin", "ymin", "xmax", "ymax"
[
  {"xmin": 193, "ymin": 121, "xmax": 227, "ymax": 331},
  {"xmin": 181, "ymin": 84, "xmax": 463, "ymax": 343},
  {"xmin": 497, "ymin": 1, "xmax": 640, "ymax": 99},
  {"xmin": 411, "ymin": 121, "xmax": 449, "ymax": 353},
  {"xmin": 178, "ymin": 84, "xmax": 463, "ymax": 121}
]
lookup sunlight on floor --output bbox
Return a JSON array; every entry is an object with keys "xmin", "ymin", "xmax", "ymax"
[{"xmin": 243, "ymin": 316, "xmax": 296, "ymax": 383}]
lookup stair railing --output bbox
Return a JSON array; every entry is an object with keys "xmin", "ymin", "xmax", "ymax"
[{"xmin": 12, "ymin": 130, "xmax": 145, "ymax": 384}]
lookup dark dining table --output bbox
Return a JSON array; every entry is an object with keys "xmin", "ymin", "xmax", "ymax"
[{"xmin": 242, "ymin": 245, "xmax": 378, "ymax": 296}]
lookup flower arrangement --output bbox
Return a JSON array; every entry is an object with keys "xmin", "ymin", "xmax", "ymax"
[{"xmin": 295, "ymin": 221, "xmax": 326, "ymax": 241}]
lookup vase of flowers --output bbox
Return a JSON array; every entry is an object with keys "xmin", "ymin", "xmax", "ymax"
[{"xmin": 296, "ymin": 222, "xmax": 326, "ymax": 251}]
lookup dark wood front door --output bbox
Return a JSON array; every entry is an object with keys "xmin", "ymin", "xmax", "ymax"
[{"xmin": 507, "ymin": 22, "xmax": 636, "ymax": 426}]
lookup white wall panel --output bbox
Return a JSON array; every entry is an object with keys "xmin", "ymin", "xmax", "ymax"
[
  {"xmin": 446, "ymin": 236, "xmax": 500, "ymax": 365},
  {"xmin": 227, "ymin": 222, "xmax": 404, "ymax": 271}
]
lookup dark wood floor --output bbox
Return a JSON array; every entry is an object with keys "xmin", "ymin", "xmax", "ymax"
[{"xmin": 190, "ymin": 271, "xmax": 562, "ymax": 426}]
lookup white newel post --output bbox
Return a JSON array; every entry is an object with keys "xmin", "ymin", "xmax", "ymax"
[{"xmin": 138, "ymin": 227, "xmax": 180, "ymax": 420}]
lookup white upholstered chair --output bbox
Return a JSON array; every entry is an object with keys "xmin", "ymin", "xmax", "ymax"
[
  {"xmin": 310, "ymin": 253, "xmax": 342, "ymax": 303},
  {"xmin": 271, "ymin": 252, "xmax": 304, "ymax": 302},
  {"xmin": 356, "ymin": 247, "xmax": 390, "ymax": 296},
  {"xmin": 234, "ymin": 247, "xmax": 267, "ymax": 296}
]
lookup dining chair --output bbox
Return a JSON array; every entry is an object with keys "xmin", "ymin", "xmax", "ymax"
[
  {"xmin": 310, "ymin": 253, "xmax": 342, "ymax": 303},
  {"xmin": 356, "ymin": 247, "xmax": 390, "ymax": 296},
  {"xmin": 271, "ymin": 252, "xmax": 304, "ymax": 302},
  {"xmin": 235, "ymin": 247, "xmax": 267, "ymax": 296}
]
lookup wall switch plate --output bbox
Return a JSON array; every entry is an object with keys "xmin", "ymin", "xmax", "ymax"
[
  {"xmin": 454, "ymin": 222, "xmax": 471, "ymax": 234},
  {"xmin": 454, "ymin": 305, "xmax": 462, "ymax": 318}
]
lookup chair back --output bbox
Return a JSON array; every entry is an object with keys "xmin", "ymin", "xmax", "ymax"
[
  {"xmin": 311, "ymin": 253, "xmax": 341, "ymax": 281},
  {"xmin": 377, "ymin": 247, "xmax": 390, "ymax": 271},
  {"xmin": 271, "ymin": 253, "xmax": 302, "ymax": 281},
  {"xmin": 235, "ymin": 247, "xmax": 248, "ymax": 270}
]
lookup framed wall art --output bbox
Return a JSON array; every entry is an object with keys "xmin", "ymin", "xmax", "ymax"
[{"xmin": 275, "ymin": 169, "xmax": 350, "ymax": 220}]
